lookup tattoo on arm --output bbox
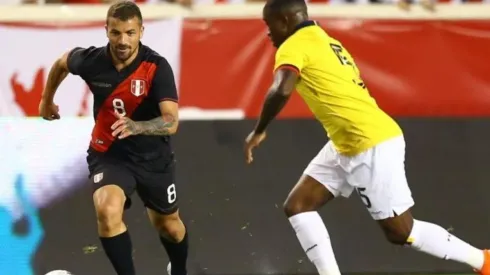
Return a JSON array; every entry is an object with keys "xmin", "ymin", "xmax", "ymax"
[{"xmin": 133, "ymin": 114, "xmax": 176, "ymax": 136}]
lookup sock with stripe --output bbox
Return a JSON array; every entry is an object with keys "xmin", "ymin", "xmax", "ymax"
[
  {"xmin": 408, "ymin": 219, "xmax": 484, "ymax": 270},
  {"xmin": 289, "ymin": 211, "xmax": 341, "ymax": 275}
]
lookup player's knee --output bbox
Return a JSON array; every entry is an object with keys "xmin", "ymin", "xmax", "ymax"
[
  {"xmin": 95, "ymin": 202, "xmax": 124, "ymax": 230},
  {"xmin": 160, "ymin": 222, "xmax": 184, "ymax": 243},
  {"xmin": 93, "ymin": 187, "xmax": 125, "ymax": 231},
  {"xmin": 151, "ymin": 212, "xmax": 185, "ymax": 242},
  {"xmin": 379, "ymin": 210, "xmax": 414, "ymax": 246},
  {"xmin": 283, "ymin": 175, "xmax": 333, "ymax": 218},
  {"xmin": 283, "ymin": 198, "xmax": 308, "ymax": 217},
  {"xmin": 383, "ymin": 229, "xmax": 411, "ymax": 245}
]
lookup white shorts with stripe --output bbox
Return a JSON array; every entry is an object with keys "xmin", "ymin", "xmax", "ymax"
[{"xmin": 304, "ymin": 135, "xmax": 414, "ymax": 220}]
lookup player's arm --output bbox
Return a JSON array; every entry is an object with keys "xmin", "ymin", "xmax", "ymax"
[
  {"xmin": 40, "ymin": 52, "xmax": 71, "ymax": 103},
  {"xmin": 113, "ymin": 58, "xmax": 179, "ymax": 138},
  {"xmin": 254, "ymin": 42, "xmax": 304, "ymax": 134},
  {"xmin": 39, "ymin": 47, "xmax": 92, "ymax": 120},
  {"xmin": 41, "ymin": 47, "xmax": 90, "ymax": 102},
  {"xmin": 254, "ymin": 68, "xmax": 299, "ymax": 134},
  {"xmin": 244, "ymin": 44, "xmax": 304, "ymax": 164},
  {"xmin": 135, "ymin": 59, "xmax": 179, "ymax": 136},
  {"xmin": 133, "ymin": 101, "xmax": 179, "ymax": 136}
]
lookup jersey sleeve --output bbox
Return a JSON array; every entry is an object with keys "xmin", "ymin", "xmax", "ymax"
[
  {"xmin": 67, "ymin": 47, "xmax": 95, "ymax": 77},
  {"xmin": 150, "ymin": 58, "xmax": 178, "ymax": 103},
  {"xmin": 273, "ymin": 39, "xmax": 307, "ymax": 75}
]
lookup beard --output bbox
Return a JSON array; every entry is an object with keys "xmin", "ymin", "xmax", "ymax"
[{"xmin": 111, "ymin": 44, "xmax": 136, "ymax": 62}]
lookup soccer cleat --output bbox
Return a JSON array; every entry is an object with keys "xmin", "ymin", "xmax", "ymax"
[{"xmin": 476, "ymin": 249, "xmax": 490, "ymax": 275}]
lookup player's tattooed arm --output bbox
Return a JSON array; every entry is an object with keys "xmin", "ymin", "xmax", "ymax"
[
  {"xmin": 132, "ymin": 113, "xmax": 177, "ymax": 136},
  {"xmin": 135, "ymin": 100, "xmax": 179, "ymax": 136},
  {"xmin": 254, "ymin": 68, "xmax": 299, "ymax": 134},
  {"xmin": 111, "ymin": 101, "xmax": 179, "ymax": 138}
]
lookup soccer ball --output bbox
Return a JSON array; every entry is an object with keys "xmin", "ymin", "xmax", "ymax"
[{"xmin": 45, "ymin": 271, "xmax": 72, "ymax": 275}]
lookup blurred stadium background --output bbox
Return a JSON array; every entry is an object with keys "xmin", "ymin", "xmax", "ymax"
[{"xmin": 1, "ymin": 0, "xmax": 490, "ymax": 274}]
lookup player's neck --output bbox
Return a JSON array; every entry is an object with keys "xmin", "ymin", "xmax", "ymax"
[
  {"xmin": 293, "ymin": 16, "xmax": 308, "ymax": 27},
  {"xmin": 287, "ymin": 15, "xmax": 309, "ymax": 35},
  {"xmin": 111, "ymin": 45, "xmax": 140, "ymax": 72}
]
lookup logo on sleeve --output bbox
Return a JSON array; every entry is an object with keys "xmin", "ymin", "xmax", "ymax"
[
  {"xmin": 94, "ymin": 173, "xmax": 104, "ymax": 183},
  {"xmin": 131, "ymin": 79, "xmax": 147, "ymax": 97}
]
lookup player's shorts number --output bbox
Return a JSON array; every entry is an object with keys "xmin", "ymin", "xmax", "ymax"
[
  {"xmin": 112, "ymin": 98, "xmax": 126, "ymax": 116},
  {"xmin": 356, "ymin": 187, "xmax": 372, "ymax": 209},
  {"xmin": 167, "ymin": 183, "xmax": 177, "ymax": 204}
]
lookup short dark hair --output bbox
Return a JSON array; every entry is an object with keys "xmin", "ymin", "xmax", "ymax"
[
  {"xmin": 107, "ymin": 1, "xmax": 143, "ymax": 24},
  {"xmin": 265, "ymin": 0, "xmax": 307, "ymax": 13}
]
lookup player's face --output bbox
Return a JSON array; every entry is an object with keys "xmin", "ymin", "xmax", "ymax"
[
  {"xmin": 263, "ymin": 7, "xmax": 289, "ymax": 48},
  {"xmin": 106, "ymin": 17, "xmax": 143, "ymax": 62}
]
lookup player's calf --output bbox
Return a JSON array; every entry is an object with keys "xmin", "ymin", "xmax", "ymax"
[
  {"xmin": 148, "ymin": 209, "xmax": 186, "ymax": 242},
  {"xmin": 147, "ymin": 209, "xmax": 188, "ymax": 275},
  {"xmin": 378, "ymin": 208, "xmax": 487, "ymax": 273},
  {"xmin": 377, "ymin": 209, "xmax": 413, "ymax": 245},
  {"xmin": 93, "ymin": 185, "xmax": 135, "ymax": 275},
  {"xmin": 283, "ymin": 175, "xmax": 341, "ymax": 275}
]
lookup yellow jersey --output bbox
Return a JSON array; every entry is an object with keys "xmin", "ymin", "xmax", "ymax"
[{"xmin": 274, "ymin": 21, "xmax": 402, "ymax": 156}]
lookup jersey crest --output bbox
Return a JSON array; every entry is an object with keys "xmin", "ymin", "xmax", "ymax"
[{"xmin": 131, "ymin": 79, "xmax": 147, "ymax": 97}]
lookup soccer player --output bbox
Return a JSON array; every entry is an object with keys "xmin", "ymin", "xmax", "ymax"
[
  {"xmin": 38, "ymin": 2, "xmax": 188, "ymax": 275},
  {"xmin": 243, "ymin": 0, "xmax": 490, "ymax": 274}
]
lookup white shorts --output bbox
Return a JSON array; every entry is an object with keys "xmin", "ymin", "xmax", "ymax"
[{"xmin": 304, "ymin": 135, "xmax": 414, "ymax": 220}]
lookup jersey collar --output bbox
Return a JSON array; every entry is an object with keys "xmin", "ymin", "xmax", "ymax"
[{"xmin": 293, "ymin": 20, "xmax": 317, "ymax": 34}]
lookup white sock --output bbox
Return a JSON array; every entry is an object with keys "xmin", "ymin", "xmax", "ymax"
[
  {"xmin": 288, "ymin": 212, "xmax": 341, "ymax": 275},
  {"xmin": 408, "ymin": 219, "xmax": 484, "ymax": 270}
]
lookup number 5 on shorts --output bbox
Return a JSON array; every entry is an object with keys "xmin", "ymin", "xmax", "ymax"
[
  {"xmin": 356, "ymin": 187, "xmax": 372, "ymax": 208},
  {"xmin": 167, "ymin": 183, "xmax": 177, "ymax": 204}
]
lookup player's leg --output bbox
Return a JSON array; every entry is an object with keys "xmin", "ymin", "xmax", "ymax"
[
  {"xmin": 134, "ymin": 160, "xmax": 188, "ymax": 275},
  {"xmin": 350, "ymin": 136, "xmax": 489, "ymax": 273},
  {"xmin": 88, "ymin": 153, "xmax": 137, "ymax": 275},
  {"xmin": 377, "ymin": 209, "xmax": 488, "ymax": 273},
  {"xmin": 283, "ymin": 141, "xmax": 352, "ymax": 275},
  {"xmin": 147, "ymin": 208, "xmax": 187, "ymax": 275}
]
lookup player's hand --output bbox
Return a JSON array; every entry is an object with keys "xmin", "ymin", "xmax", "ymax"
[
  {"xmin": 111, "ymin": 112, "xmax": 141, "ymax": 139},
  {"xmin": 244, "ymin": 131, "xmax": 267, "ymax": 164},
  {"xmin": 38, "ymin": 99, "xmax": 60, "ymax": 121}
]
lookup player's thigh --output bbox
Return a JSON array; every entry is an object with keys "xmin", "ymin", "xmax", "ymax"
[
  {"xmin": 134, "ymin": 159, "xmax": 179, "ymax": 216},
  {"xmin": 285, "ymin": 141, "xmax": 351, "ymax": 215},
  {"xmin": 346, "ymin": 136, "xmax": 414, "ymax": 221},
  {"xmin": 303, "ymin": 141, "xmax": 353, "ymax": 198},
  {"xmin": 87, "ymin": 152, "xmax": 137, "ymax": 213}
]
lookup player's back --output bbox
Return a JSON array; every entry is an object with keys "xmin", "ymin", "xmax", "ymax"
[{"xmin": 274, "ymin": 21, "xmax": 402, "ymax": 155}]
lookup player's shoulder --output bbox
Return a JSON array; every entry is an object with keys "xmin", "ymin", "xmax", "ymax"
[
  {"xmin": 276, "ymin": 26, "xmax": 316, "ymax": 57},
  {"xmin": 278, "ymin": 33, "xmax": 301, "ymax": 53},
  {"xmin": 67, "ymin": 46, "xmax": 107, "ymax": 77},
  {"xmin": 141, "ymin": 44, "xmax": 172, "ymax": 69},
  {"xmin": 68, "ymin": 46, "xmax": 106, "ymax": 62}
]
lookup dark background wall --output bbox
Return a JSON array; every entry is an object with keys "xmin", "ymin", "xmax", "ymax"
[{"xmin": 32, "ymin": 119, "xmax": 490, "ymax": 275}]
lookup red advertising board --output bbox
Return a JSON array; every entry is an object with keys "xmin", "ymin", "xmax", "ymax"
[
  {"xmin": 180, "ymin": 19, "xmax": 490, "ymax": 118},
  {"xmin": 1, "ymin": 17, "xmax": 490, "ymax": 118}
]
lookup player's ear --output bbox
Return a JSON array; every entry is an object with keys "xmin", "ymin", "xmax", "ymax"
[
  {"xmin": 140, "ymin": 25, "xmax": 145, "ymax": 38},
  {"xmin": 281, "ymin": 16, "xmax": 290, "ymax": 32},
  {"xmin": 105, "ymin": 25, "xmax": 109, "ymax": 37}
]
